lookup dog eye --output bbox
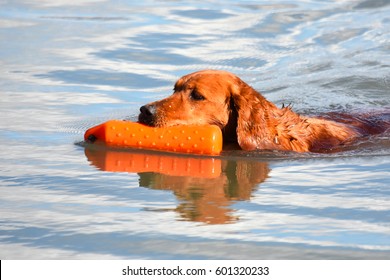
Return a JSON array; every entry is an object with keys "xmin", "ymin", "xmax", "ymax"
[{"xmin": 190, "ymin": 90, "xmax": 205, "ymax": 101}]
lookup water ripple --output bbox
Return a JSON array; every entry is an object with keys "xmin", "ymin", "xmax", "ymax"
[{"xmin": 1, "ymin": 0, "xmax": 390, "ymax": 259}]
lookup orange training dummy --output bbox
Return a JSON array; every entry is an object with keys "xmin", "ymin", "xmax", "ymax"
[{"xmin": 84, "ymin": 120, "xmax": 223, "ymax": 155}]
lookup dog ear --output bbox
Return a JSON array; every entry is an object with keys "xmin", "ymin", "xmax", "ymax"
[{"xmin": 229, "ymin": 79, "xmax": 277, "ymax": 150}]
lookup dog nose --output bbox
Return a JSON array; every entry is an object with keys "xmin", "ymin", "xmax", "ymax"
[
  {"xmin": 139, "ymin": 104, "xmax": 156, "ymax": 125},
  {"xmin": 140, "ymin": 104, "xmax": 155, "ymax": 116}
]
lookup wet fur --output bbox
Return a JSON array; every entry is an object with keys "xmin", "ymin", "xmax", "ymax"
[{"xmin": 139, "ymin": 70, "xmax": 389, "ymax": 153}]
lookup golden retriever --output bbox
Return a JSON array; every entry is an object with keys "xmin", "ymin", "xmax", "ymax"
[{"xmin": 139, "ymin": 69, "xmax": 389, "ymax": 152}]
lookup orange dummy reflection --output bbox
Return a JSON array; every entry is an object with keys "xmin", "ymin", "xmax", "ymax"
[{"xmin": 85, "ymin": 146, "xmax": 270, "ymax": 224}]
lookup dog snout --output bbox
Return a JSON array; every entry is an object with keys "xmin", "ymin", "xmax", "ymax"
[
  {"xmin": 138, "ymin": 104, "xmax": 156, "ymax": 125},
  {"xmin": 140, "ymin": 104, "xmax": 155, "ymax": 116}
]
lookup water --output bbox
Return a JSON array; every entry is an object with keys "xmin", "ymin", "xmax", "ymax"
[{"xmin": 1, "ymin": 0, "xmax": 389, "ymax": 259}]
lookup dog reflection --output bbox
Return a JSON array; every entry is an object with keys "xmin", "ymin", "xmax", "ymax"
[
  {"xmin": 139, "ymin": 160, "xmax": 269, "ymax": 224},
  {"xmin": 84, "ymin": 147, "xmax": 269, "ymax": 224}
]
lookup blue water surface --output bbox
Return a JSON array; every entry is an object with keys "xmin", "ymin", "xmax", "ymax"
[{"xmin": 0, "ymin": 0, "xmax": 389, "ymax": 259}]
